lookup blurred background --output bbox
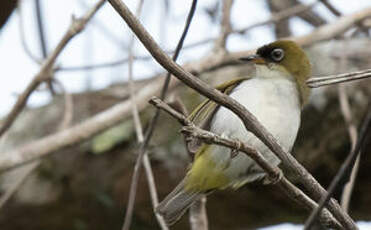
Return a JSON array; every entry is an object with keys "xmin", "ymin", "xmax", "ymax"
[{"xmin": 0, "ymin": 0, "xmax": 371, "ymax": 229}]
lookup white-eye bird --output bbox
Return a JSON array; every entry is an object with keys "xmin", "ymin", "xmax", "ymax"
[{"xmin": 156, "ymin": 40, "xmax": 312, "ymax": 225}]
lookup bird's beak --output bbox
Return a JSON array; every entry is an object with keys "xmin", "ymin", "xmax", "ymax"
[
  {"xmin": 239, "ymin": 54, "xmax": 266, "ymax": 65},
  {"xmin": 306, "ymin": 69, "xmax": 371, "ymax": 88}
]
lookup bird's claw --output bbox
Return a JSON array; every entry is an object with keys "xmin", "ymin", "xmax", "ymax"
[{"xmin": 263, "ymin": 170, "xmax": 283, "ymax": 185}]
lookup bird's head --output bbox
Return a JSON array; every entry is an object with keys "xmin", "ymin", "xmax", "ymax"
[{"xmin": 240, "ymin": 40, "xmax": 311, "ymax": 106}]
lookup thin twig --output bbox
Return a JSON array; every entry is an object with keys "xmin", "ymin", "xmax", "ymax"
[
  {"xmin": 149, "ymin": 97, "xmax": 343, "ymax": 230},
  {"xmin": 121, "ymin": 1, "xmax": 168, "ymax": 230},
  {"xmin": 338, "ymin": 84, "xmax": 360, "ymax": 212},
  {"xmin": 55, "ymin": 1, "xmax": 317, "ymax": 72},
  {"xmin": 319, "ymin": 0, "xmax": 369, "ymax": 35},
  {"xmin": 35, "ymin": 0, "xmax": 55, "ymax": 94},
  {"xmin": 0, "ymin": 0, "xmax": 106, "ymax": 138},
  {"xmin": 106, "ymin": 1, "xmax": 358, "ymax": 228},
  {"xmin": 307, "ymin": 69, "xmax": 371, "ymax": 88},
  {"xmin": 35, "ymin": 0, "xmax": 48, "ymax": 57},
  {"xmin": 319, "ymin": 0, "xmax": 341, "ymax": 16},
  {"xmin": 337, "ymin": 39, "xmax": 360, "ymax": 212},
  {"xmin": 304, "ymin": 102, "xmax": 371, "ymax": 230},
  {"xmin": 57, "ymin": 5, "xmax": 371, "ymax": 74}
]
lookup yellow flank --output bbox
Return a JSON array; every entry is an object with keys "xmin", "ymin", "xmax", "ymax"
[{"xmin": 185, "ymin": 145, "xmax": 230, "ymax": 192}]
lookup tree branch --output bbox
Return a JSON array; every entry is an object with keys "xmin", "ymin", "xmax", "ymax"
[
  {"xmin": 307, "ymin": 69, "xmax": 371, "ymax": 88},
  {"xmin": 0, "ymin": 77, "xmax": 178, "ymax": 172},
  {"xmin": 0, "ymin": 0, "xmax": 106, "ymax": 138}
]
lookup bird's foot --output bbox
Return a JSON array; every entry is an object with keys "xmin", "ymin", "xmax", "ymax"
[
  {"xmin": 263, "ymin": 169, "xmax": 283, "ymax": 185},
  {"xmin": 229, "ymin": 137, "xmax": 241, "ymax": 159}
]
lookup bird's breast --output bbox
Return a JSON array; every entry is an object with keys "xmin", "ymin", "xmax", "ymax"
[
  {"xmin": 211, "ymin": 77, "xmax": 301, "ymax": 147},
  {"xmin": 207, "ymin": 77, "xmax": 301, "ymax": 185}
]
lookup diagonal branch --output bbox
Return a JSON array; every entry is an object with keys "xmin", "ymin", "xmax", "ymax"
[
  {"xmin": 106, "ymin": 1, "xmax": 358, "ymax": 228},
  {"xmin": 0, "ymin": 0, "xmax": 106, "ymax": 138},
  {"xmin": 149, "ymin": 97, "xmax": 343, "ymax": 230}
]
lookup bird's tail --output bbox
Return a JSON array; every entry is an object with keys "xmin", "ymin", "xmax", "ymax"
[{"xmin": 156, "ymin": 179, "xmax": 203, "ymax": 225}]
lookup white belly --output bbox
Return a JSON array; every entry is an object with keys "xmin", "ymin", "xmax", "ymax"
[{"xmin": 209, "ymin": 77, "xmax": 301, "ymax": 187}]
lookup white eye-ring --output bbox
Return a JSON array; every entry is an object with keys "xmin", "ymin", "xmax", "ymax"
[{"xmin": 271, "ymin": 48, "xmax": 284, "ymax": 62}]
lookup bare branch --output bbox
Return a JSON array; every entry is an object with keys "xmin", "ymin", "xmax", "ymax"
[
  {"xmin": 338, "ymin": 84, "xmax": 360, "ymax": 212},
  {"xmin": 319, "ymin": 0, "xmax": 341, "ymax": 16},
  {"xmin": 106, "ymin": 1, "xmax": 359, "ymax": 228},
  {"xmin": 55, "ymin": 1, "xmax": 371, "ymax": 74},
  {"xmin": 55, "ymin": 1, "xmax": 317, "ymax": 72},
  {"xmin": 0, "ymin": 0, "xmax": 106, "ymax": 138},
  {"xmin": 236, "ymin": 1, "xmax": 319, "ymax": 34},
  {"xmin": 336, "ymin": 42, "xmax": 360, "ymax": 212},
  {"xmin": 35, "ymin": 0, "xmax": 55, "ymax": 94},
  {"xmin": 290, "ymin": 0, "xmax": 326, "ymax": 27},
  {"xmin": 307, "ymin": 69, "xmax": 371, "ymax": 88},
  {"xmin": 149, "ymin": 97, "xmax": 343, "ymax": 230},
  {"xmin": 292, "ymin": 7, "xmax": 371, "ymax": 45},
  {"xmin": 35, "ymin": 0, "xmax": 48, "ymax": 57},
  {"xmin": 0, "ymin": 77, "xmax": 178, "ymax": 172}
]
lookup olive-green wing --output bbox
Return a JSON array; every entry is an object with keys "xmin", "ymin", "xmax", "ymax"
[
  {"xmin": 186, "ymin": 77, "xmax": 249, "ymax": 154},
  {"xmin": 188, "ymin": 77, "xmax": 249, "ymax": 127}
]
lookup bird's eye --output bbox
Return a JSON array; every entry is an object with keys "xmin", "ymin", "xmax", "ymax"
[{"xmin": 271, "ymin": 48, "xmax": 284, "ymax": 62}]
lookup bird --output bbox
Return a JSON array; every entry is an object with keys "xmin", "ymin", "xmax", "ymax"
[{"xmin": 156, "ymin": 40, "xmax": 312, "ymax": 225}]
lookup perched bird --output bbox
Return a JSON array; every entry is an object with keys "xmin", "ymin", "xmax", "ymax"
[{"xmin": 156, "ymin": 40, "xmax": 312, "ymax": 225}]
